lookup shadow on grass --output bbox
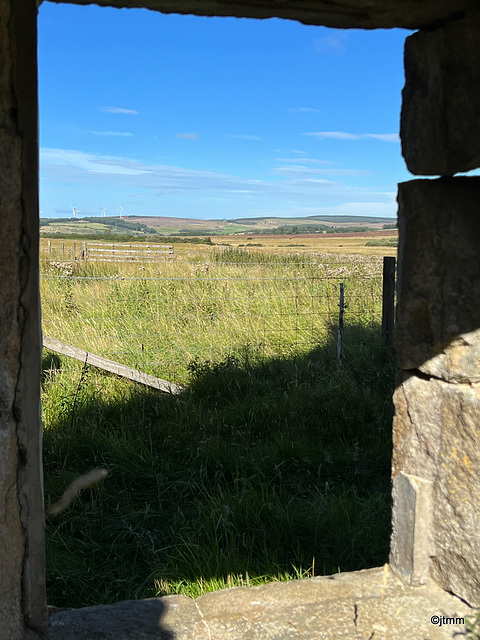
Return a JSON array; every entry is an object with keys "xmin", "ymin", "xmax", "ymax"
[{"xmin": 42, "ymin": 321, "xmax": 396, "ymax": 608}]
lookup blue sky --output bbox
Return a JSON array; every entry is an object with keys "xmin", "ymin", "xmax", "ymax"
[{"xmin": 38, "ymin": 3, "xmax": 410, "ymax": 220}]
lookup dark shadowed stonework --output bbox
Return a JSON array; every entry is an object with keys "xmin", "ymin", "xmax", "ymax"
[
  {"xmin": 46, "ymin": 0, "xmax": 479, "ymax": 30},
  {"xmin": 0, "ymin": 0, "xmax": 46, "ymax": 639},
  {"xmin": 401, "ymin": 14, "xmax": 480, "ymax": 176}
]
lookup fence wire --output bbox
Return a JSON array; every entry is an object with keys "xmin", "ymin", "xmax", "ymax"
[{"xmin": 40, "ymin": 249, "xmax": 385, "ymax": 384}]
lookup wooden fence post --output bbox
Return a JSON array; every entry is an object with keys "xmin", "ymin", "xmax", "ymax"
[
  {"xmin": 382, "ymin": 256, "xmax": 396, "ymax": 349},
  {"xmin": 72, "ymin": 242, "xmax": 76, "ymax": 260}
]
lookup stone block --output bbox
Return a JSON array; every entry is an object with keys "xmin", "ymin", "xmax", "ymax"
[
  {"xmin": 390, "ymin": 471, "xmax": 434, "ymax": 586},
  {"xmin": 391, "ymin": 372, "xmax": 480, "ymax": 606},
  {"xmin": 401, "ymin": 13, "xmax": 480, "ymax": 176},
  {"xmin": 65, "ymin": 0, "xmax": 480, "ymax": 30},
  {"xmin": 396, "ymin": 177, "xmax": 480, "ymax": 382}
]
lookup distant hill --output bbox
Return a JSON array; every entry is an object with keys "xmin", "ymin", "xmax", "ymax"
[{"xmin": 40, "ymin": 214, "xmax": 396, "ymax": 238}]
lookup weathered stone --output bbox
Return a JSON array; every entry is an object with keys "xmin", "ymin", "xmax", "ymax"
[
  {"xmin": 0, "ymin": 0, "xmax": 46, "ymax": 638},
  {"xmin": 46, "ymin": 568, "xmax": 473, "ymax": 639},
  {"xmin": 401, "ymin": 13, "xmax": 480, "ymax": 176},
  {"xmin": 391, "ymin": 372, "xmax": 480, "ymax": 606},
  {"xmin": 396, "ymin": 177, "xmax": 480, "ymax": 382},
  {"xmin": 54, "ymin": 0, "xmax": 479, "ymax": 30},
  {"xmin": 390, "ymin": 472, "xmax": 434, "ymax": 586}
]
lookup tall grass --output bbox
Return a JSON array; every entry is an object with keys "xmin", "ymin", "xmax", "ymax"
[
  {"xmin": 41, "ymin": 249, "xmax": 395, "ymax": 608},
  {"xmin": 40, "ymin": 249, "xmax": 383, "ymax": 383}
]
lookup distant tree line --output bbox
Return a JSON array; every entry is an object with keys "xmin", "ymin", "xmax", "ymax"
[
  {"xmin": 40, "ymin": 231, "xmax": 213, "ymax": 245},
  {"xmin": 40, "ymin": 217, "xmax": 158, "ymax": 235},
  {"xmin": 244, "ymin": 224, "xmax": 373, "ymax": 235}
]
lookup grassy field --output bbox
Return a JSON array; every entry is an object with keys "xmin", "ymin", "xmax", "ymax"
[
  {"xmin": 41, "ymin": 237, "xmax": 397, "ymax": 608},
  {"xmin": 40, "ymin": 231, "xmax": 397, "ymax": 261}
]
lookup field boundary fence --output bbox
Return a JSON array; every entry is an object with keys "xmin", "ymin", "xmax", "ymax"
[
  {"xmin": 45, "ymin": 240, "xmax": 174, "ymax": 262},
  {"xmin": 39, "ymin": 246, "xmax": 396, "ymax": 386}
]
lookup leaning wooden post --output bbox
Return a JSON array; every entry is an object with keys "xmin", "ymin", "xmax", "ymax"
[
  {"xmin": 337, "ymin": 282, "xmax": 345, "ymax": 367},
  {"xmin": 382, "ymin": 256, "xmax": 396, "ymax": 349}
]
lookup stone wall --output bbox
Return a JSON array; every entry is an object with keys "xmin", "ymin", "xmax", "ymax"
[
  {"xmin": 2, "ymin": 0, "xmax": 480, "ymax": 637},
  {"xmin": 0, "ymin": 0, "xmax": 46, "ymax": 638},
  {"xmin": 390, "ymin": 16, "xmax": 480, "ymax": 607}
]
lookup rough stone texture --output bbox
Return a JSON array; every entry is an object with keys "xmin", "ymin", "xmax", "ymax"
[
  {"xmin": 395, "ymin": 177, "xmax": 480, "ymax": 383},
  {"xmin": 0, "ymin": 0, "xmax": 46, "ymax": 638},
  {"xmin": 46, "ymin": 568, "xmax": 474, "ymax": 639},
  {"xmin": 50, "ymin": 0, "xmax": 478, "ymax": 30},
  {"xmin": 390, "ymin": 472, "xmax": 433, "ymax": 586},
  {"xmin": 391, "ymin": 373, "xmax": 480, "ymax": 607},
  {"xmin": 401, "ymin": 13, "xmax": 480, "ymax": 176}
]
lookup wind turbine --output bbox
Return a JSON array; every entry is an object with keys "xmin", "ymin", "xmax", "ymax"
[
  {"xmin": 99, "ymin": 205, "xmax": 106, "ymax": 218},
  {"xmin": 71, "ymin": 205, "xmax": 80, "ymax": 219},
  {"xmin": 118, "ymin": 203, "xmax": 123, "ymax": 220}
]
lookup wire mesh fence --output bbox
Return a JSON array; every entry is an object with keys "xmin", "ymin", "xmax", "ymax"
[{"xmin": 40, "ymin": 245, "xmax": 386, "ymax": 384}]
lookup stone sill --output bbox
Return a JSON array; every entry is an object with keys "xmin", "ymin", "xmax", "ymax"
[{"xmin": 46, "ymin": 565, "xmax": 474, "ymax": 639}]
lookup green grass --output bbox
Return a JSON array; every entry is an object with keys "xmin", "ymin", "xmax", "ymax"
[{"xmin": 41, "ymin": 250, "xmax": 395, "ymax": 608}]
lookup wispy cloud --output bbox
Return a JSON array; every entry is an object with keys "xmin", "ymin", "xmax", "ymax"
[
  {"xmin": 286, "ymin": 107, "xmax": 319, "ymax": 113},
  {"xmin": 89, "ymin": 130, "xmax": 134, "ymax": 137},
  {"xmin": 305, "ymin": 131, "xmax": 360, "ymax": 141},
  {"xmin": 313, "ymin": 31, "xmax": 347, "ymax": 55},
  {"xmin": 100, "ymin": 106, "xmax": 138, "ymax": 115},
  {"xmin": 364, "ymin": 133, "xmax": 400, "ymax": 143},
  {"xmin": 272, "ymin": 165, "xmax": 372, "ymax": 177},
  {"xmin": 40, "ymin": 147, "xmax": 398, "ymax": 217},
  {"xmin": 276, "ymin": 158, "xmax": 334, "ymax": 165},
  {"xmin": 228, "ymin": 134, "xmax": 261, "ymax": 140},
  {"xmin": 304, "ymin": 131, "xmax": 399, "ymax": 142},
  {"xmin": 175, "ymin": 133, "xmax": 199, "ymax": 141},
  {"xmin": 41, "ymin": 148, "xmax": 151, "ymax": 176}
]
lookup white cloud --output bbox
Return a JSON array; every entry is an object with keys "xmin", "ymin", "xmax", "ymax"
[
  {"xmin": 228, "ymin": 134, "xmax": 261, "ymax": 140},
  {"xmin": 40, "ymin": 147, "xmax": 399, "ymax": 215},
  {"xmin": 364, "ymin": 133, "xmax": 400, "ymax": 143},
  {"xmin": 276, "ymin": 157, "xmax": 334, "ymax": 165},
  {"xmin": 89, "ymin": 130, "xmax": 134, "ymax": 137},
  {"xmin": 305, "ymin": 131, "xmax": 361, "ymax": 141},
  {"xmin": 313, "ymin": 31, "xmax": 347, "ymax": 55},
  {"xmin": 175, "ymin": 133, "xmax": 199, "ymax": 141},
  {"xmin": 292, "ymin": 150, "xmax": 307, "ymax": 155},
  {"xmin": 305, "ymin": 131, "xmax": 399, "ymax": 142},
  {"xmin": 40, "ymin": 148, "xmax": 151, "ymax": 176},
  {"xmin": 100, "ymin": 106, "xmax": 139, "ymax": 115},
  {"xmin": 272, "ymin": 165, "xmax": 372, "ymax": 177},
  {"xmin": 286, "ymin": 107, "xmax": 319, "ymax": 113}
]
